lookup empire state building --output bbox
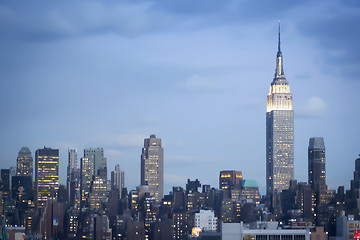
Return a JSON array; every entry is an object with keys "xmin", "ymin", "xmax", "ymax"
[{"xmin": 266, "ymin": 26, "xmax": 294, "ymax": 195}]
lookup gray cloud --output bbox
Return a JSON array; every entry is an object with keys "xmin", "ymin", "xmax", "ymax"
[
  {"xmin": 296, "ymin": 1, "xmax": 360, "ymax": 80},
  {"xmin": 296, "ymin": 97, "xmax": 328, "ymax": 118},
  {"xmin": 0, "ymin": 1, "xmax": 170, "ymax": 41}
]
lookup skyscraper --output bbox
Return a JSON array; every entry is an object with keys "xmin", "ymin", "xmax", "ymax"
[
  {"xmin": 67, "ymin": 148, "xmax": 78, "ymax": 200},
  {"xmin": 308, "ymin": 137, "xmax": 327, "ymax": 204},
  {"xmin": 219, "ymin": 170, "xmax": 242, "ymax": 190},
  {"xmin": 141, "ymin": 134, "xmax": 164, "ymax": 203},
  {"xmin": 16, "ymin": 147, "xmax": 33, "ymax": 178},
  {"xmin": 35, "ymin": 147, "xmax": 59, "ymax": 209},
  {"xmin": 84, "ymin": 147, "xmax": 107, "ymax": 180},
  {"xmin": 266, "ymin": 25, "xmax": 294, "ymax": 195},
  {"xmin": 111, "ymin": 164, "xmax": 125, "ymax": 198},
  {"xmin": 80, "ymin": 157, "xmax": 94, "ymax": 204}
]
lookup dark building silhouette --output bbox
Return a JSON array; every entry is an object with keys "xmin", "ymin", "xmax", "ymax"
[
  {"xmin": 308, "ymin": 137, "xmax": 328, "ymax": 204},
  {"xmin": 186, "ymin": 179, "xmax": 201, "ymax": 194},
  {"xmin": 219, "ymin": 171, "xmax": 242, "ymax": 190},
  {"xmin": 16, "ymin": 147, "xmax": 33, "ymax": 178}
]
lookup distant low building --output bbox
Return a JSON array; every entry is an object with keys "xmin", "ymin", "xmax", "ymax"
[
  {"xmin": 195, "ymin": 209, "xmax": 218, "ymax": 232},
  {"xmin": 222, "ymin": 221, "xmax": 310, "ymax": 240},
  {"xmin": 330, "ymin": 213, "xmax": 360, "ymax": 240}
]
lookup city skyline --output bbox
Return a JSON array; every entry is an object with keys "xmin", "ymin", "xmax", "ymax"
[{"xmin": 0, "ymin": 1, "xmax": 359, "ymax": 195}]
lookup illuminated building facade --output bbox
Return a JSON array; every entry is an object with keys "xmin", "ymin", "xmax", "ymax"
[
  {"xmin": 241, "ymin": 180, "xmax": 261, "ymax": 204},
  {"xmin": 16, "ymin": 147, "xmax": 33, "ymax": 178},
  {"xmin": 88, "ymin": 175, "xmax": 107, "ymax": 211},
  {"xmin": 173, "ymin": 212, "xmax": 190, "ymax": 240},
  {"xmin": 80, "ymin": 157, "xmax": 94, "ymax": 204},
  {"xmin": 219, "ymin": 170, "xmax": 243, "ymax": 190},
  {"xmin": 266, "ymin": 26, "xmax": 294, "ymax": 195},
  {"xmin": 141, "ymin": 134, "xmax": 164, "ymax": 203},
  {"xmin": 35, "ymin": 147, "xmax": 59, "ymax": 209}
]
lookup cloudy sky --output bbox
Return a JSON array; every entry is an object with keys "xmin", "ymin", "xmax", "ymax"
[{"xmin": 0, "ymin": 0, "xmax": 359, "ymax": 195}]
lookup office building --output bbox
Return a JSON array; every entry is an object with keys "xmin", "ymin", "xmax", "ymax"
[
  {"xmin": 219, "ymin": 171, "xmax": 243, "ymax": 190},
  {"xmin": 35, "ymin": 147, "xmax": 59, "ymax": 209},
  {"xmin": 266, "ymin": 25, "xmax": 294, "ymax": 195},
  {"xmin": 111, "ymin": 164, "xmax": 125, "ymax": 198},
  {"xmin": 308, "ymin": 137, "xmax": 328, "ymax": 204},
  {"xmin": 84, "ymin": 147, "xmax": 107, "ymax": 180},
  {"xmin": 16, "ymin": 147, "xmax": 33, "ymax": 178},
  {"xmin": 173, "ymin": 212, "xmax": 190, "ymax": 240},
  {"xmin": 141, "ymin": 134, "xmax": 164, "ymax": 203},
  {"xmin": 40, "ymin": 198, "xmax": 64, "ymax": 239},
  {"xmin": 88, "ymin": 175, "xmax": 107, "ymax": 212},
  {"xmin": 241, "ymin": 180, "xmax": 261, "ymax": 205},
  {"xmin": 67, "ymin": 148, "xmax": 78, "ymax": 201},
  {"xmin": 80, "ymin": 157, "xmax": 94, "ymax": 204}
]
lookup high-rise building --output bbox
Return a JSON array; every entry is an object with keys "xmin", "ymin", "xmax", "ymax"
[
  {"xmin": 16, "ymin": 147, "xmax": 33, "ymax": 178},
  {"xmin": 348, "ymin": 155, "xmax": 360, "ymax": 216},
  {"xmin": 35, "ymin": 147, "xmax": 59, "ymax": 209},
  {"xmin": 266, "ymin": 25, "xmax": 294, "ymax": 195},
  {"xmin": 308, "ymin": 137, "xmax": 327, "ymax": 203},
  {"xmin": 84, "ymin": 148, "xmax": 107, "ymax": 180},
  {"xmin": 67, "ymin": 148, "xmax": 78, "ymax": 201},
  {"xmin": 88, "ymin": 176, "xmax": 107, "ymax": 212},
  {"xmin": 141, "ymin": 134, "xmax": 164, "ymax": 203},
  {"xmin": 80, "ymin": 157, "xmax": 94, "ymax": 204},
  {"xmin": 111, "ymin": 165, "xmax": 125, "ymax": 198},
  {"xmin": 0, "ymin": 169, "xmax": 10, "ymax": 198},
  {"xmin": 219, "ymin": 171, "xmax": 242, "ymax": 190}
]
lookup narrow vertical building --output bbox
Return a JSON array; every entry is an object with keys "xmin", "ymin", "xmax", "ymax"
[
  {"xmin": 111, "ymin": 164, "xmax": 125, "ymax": 198},
  {"xmin": 16, "ymin": 147, "xmax": 33, "ymax": 179},
  {"xmin": 35, "ymin": 147, "xmax": 59, "ymax": 209},
  {"xmin": 266, "ymin": 24, "xmax": 294, "ymax": 195},
  {"xmin": 67, "ymin": 148, "xmax": 78, "ymax": 201},
  {"xmin": 308, "ymin": 137, "xmax": 327, "ymax": 205},
  {"xmin": 141, "ymin": 134, "xmax": 164, "ymax": 203},
  {"xmin": 80, "ymin": 157, "xmax": 94, "ymax": 204},
  {"xmin": 308, "ymin": 138, "xmax": 326, "ymax": 192}
]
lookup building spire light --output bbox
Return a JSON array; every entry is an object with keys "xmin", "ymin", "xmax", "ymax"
[{"xmin": 274, "ymin": 20, "xmax": 285, "ymax": 79}]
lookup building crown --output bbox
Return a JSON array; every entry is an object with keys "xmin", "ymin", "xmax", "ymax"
[{"xmin": 272, "ymin": 21, "xmax": 288, "ymax": 85}]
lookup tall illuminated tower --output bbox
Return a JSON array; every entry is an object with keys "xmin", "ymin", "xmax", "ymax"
[
  {"xmin": 141, "ymin": 134, "xmax": 164, "ymax": 202},
  {"xmin": 35, "ymin": 147, "xmax": 59, "ymax": 209},
  {"xmin": 266, "ymin": 24, "xmax": 294, "ymax": 195}
]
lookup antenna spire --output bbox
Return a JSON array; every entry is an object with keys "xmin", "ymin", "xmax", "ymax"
[
  {"xmin": 278, "ymin": 20, "xmax": 281, "ymax": 53},
  {"xmin": 274, "ymin": 20, "xmax": 285, "ymax": 78}
]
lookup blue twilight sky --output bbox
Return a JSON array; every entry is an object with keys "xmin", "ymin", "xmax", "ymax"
[{"xmin": 0, "ymin": 0, "xmax": 359, "ymax": 195}]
